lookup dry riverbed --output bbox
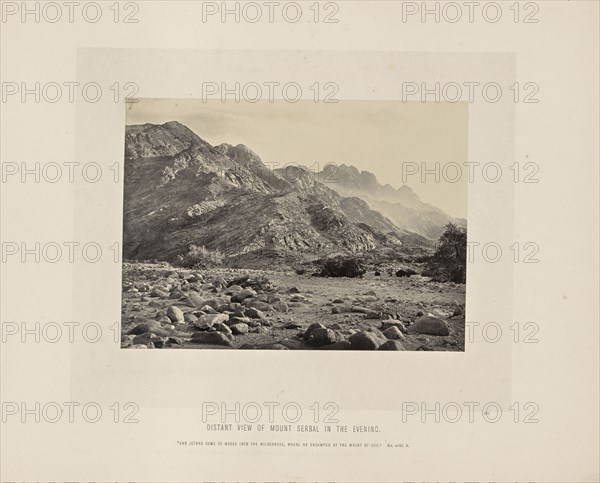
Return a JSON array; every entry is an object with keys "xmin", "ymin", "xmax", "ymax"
[{"xmin": 121, "ymin": 262, "xmax": 465, "ymax": 351}]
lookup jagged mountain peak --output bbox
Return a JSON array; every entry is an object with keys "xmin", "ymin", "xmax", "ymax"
[{"xmin": 125, "ymin": 121, "xmax": 211, "ymax": 158}]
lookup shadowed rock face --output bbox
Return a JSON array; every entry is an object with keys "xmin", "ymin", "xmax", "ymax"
[{"xmin": 122, "ymin": 121, "xmax": 456, "ymax": 265}]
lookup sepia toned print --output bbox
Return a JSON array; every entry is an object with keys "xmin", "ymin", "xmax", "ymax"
[{"xmin": 121, "ymin": 99, "xmax": 467, "ymax": 351}]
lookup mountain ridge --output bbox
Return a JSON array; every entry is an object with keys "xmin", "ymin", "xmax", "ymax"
[{"xmin": 123, "ymin": 121, "xmax": 463, "ymax": 265}]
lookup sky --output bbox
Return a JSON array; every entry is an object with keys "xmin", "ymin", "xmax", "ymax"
[{"xmin": 126, "ymin": 99, "xmax": 468, "ymax": 218}]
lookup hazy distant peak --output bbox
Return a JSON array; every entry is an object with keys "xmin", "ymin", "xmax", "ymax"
[{"xmin": 215, "ymin": 142, "xmax": 262, "ymax": 166}]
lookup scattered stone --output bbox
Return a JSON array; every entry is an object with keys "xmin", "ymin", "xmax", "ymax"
[
  {"xmin": 284, "ymin": 322, "xmax": 302, "ymax": 329},
  {"xmin": 151, "ymin": 288, "xmax": 169, "ymax": 298}
]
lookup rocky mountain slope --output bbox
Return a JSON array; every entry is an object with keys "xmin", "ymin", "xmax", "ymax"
[{"xmin": 123, "ymin": 121, "xmax": 461, "ymax": 265}]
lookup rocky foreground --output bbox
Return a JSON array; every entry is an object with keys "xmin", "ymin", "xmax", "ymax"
[{"xmin": 121, "ymin": 262, "xmax": 465, "ymax": 351}]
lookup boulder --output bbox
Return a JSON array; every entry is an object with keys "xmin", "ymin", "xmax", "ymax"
[
  {"xmin": 271, "ymin": 301, "xmax": 289, "ymax": 313},
  {"xmin": 332, "ymin": 305, "xmax": 352, "ymax": 314},
  {"xmin": 166, "ymin": 306, "xmax": 185, "ymax": 324},
  {"xmin": 382, "ymin": 326, "xmax": 406, "ymax": 341},
  {"xmin": 349, "ymin": 331, "xmax": 384, "ymax": 350},
  {"xmin": 189, "ymin": 331, "xmax": 233, "ymax": 346},
  {"xmin": 381, "ymin": 320, "xmax": 407, "ymax": 333},
  {"xmin": 408, "ymin": 315, "xmax": 450, "ymax": 336},
  {"xmin": 245, "ymin": 308, "xmax": 265, "ymax": 319},
  {"xmin": 226, "ymin": 284, "xmax": 244, "ymax": 293},
  {"xmin": 231, "ymin": 290, "xmax": 255, "ymax": 303},
  {"xmin": 351, "ymin": 306, "xmax": 378, "ymax": 316},
  {"xmin": 303, "ymin": 322, "xmax": 326, "ymax": 340},
  {"xmin": 230, "ymin": 323, "xmax": 249, "ymax": 335},
  {"xmin": 184, "ymin": 293, "xmax": 205, "ymax": 308},
  {"xmin": 378, "ymin": 340, "xmax": 405, "ymax": 351},
  {"xmin": 194, "ymin": 313, "xmax": 229, "ymax": 330},
  {"xmin": 132, "ymin": 332, "xmax": 158, "ymax": 345},
  {"xmin": 213, "ymin": 322, "xmax": 233, "ymax": 336},
  {"xmin": 320, "ymin": 341, "xmax": 352, "ymax": 350},
  {"xmin": 306, "ymin": 328, "xmax": 337, "ymax": 347},
  {"xmin": 199, "ymin": 305, "xmax": 217, "ymax": 314},
  {"xmin": 243, "ymin": 300, "xmax": 273, "ymax": 312},
  {"xmin": 128, "ymin": 320, "xmax": 171, "ymax": 337},
  {"xmin": 202, "ymin": 299, "xmax": 223, "ymax": 310},
  {"xmin": 184, "ymin": 313, "xmax": 198, "ymax": 324}
]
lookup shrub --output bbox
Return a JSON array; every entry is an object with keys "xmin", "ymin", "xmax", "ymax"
[
  {"xmin": 295, "ymin": 268, "xmax": 308, "ymax": 275},
  {"xmin": 314, "ymin": 256, "xmax": 366, "ymax": 278},
  {"xmin": 175, "ymin": 244, "xmax": 224, "ymax": 269},
  {"xmin": 228, "ymin": 274, "xmax": 275, "ymax": 292},
  {"xmin": 395, "ymin": 268, "xmax": 417, "ymax": 277},
  {"xmin": 423, "ymin": 223, "xmax": 467, "ymax": 283}
]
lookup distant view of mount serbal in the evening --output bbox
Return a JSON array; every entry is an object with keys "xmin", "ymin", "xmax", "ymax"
[{"xmin": 121, "ymin": 119, "xmax": 467, "ymax": 352}]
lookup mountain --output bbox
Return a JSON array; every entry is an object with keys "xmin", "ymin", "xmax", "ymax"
[
  {"xmin": 122, "ymin": 121, "xmax": 407, "ymax": 265},
  {"xmin": 125, "ymin": 121, "xmax": 208, "ymax": 158},
  {"xmin": 317, "ymin": 164, "xmax": 466, "ymax": 239}
]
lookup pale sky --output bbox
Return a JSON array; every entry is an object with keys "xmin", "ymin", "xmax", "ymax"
[{"xmin": 126, "ymin": 99, "xmax": 468, "ymax": 218}]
